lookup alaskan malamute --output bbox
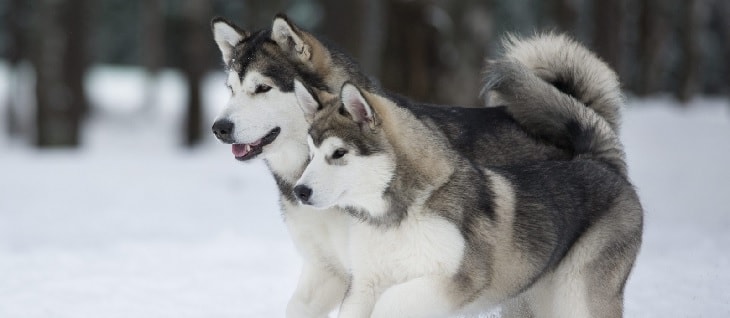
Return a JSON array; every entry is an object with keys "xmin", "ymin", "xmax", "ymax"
[
  {"xmin": 293, "ymin": 60, "xmax": 642, "ymax": 317},
  {"xmin": 210, "ymin": 15, "xmax": 633, "ymax": 317}
]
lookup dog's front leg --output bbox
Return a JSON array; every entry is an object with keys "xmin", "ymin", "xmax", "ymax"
[
  {"xmin": 370, "ymin": 276, "xmax": 458, "ymax": 318},
  {"xmin": 287, "ymin": 263, "xmax": 348, "ymax": 318},
  {"xmin": 337, "ymin": 279, "xmax": 379, "ymax": 318}
]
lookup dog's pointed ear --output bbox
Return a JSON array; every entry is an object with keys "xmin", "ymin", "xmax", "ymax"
[
  {"xmin": 341, "ymin": 83, "xmax": 378, "ymax": 130},
  {"xmin": 294, "ymin": 80, "xmax": 319, "ymax": 123},
  {"xmin": 271, "ymin": 14, "xmax": 311, "ymax": 62},
  {"xmin": 211, "ymin": 17, "xmax": 250, "ymax": 65}
]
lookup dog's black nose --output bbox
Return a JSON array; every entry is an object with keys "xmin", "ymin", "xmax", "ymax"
[
  {"xmin": 293, "ymin": 185, "xmax": 313, "ymax": 204},
  {"xmin": 212, "ymin": 119, "xmax": 234, "ymax": 142}
]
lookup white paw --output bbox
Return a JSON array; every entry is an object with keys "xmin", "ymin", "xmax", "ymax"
[{"xmin": 286, "ymin": 299, "xmax": 329, "ymax": 318}]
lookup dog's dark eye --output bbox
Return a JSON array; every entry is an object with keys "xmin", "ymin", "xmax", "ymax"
[
  {"xmin": 255, "ymin": 84, "xmax": 272, "ymax": 94},
  {"xmin": 332, "ymin": 148, "xmax": 348, "ymax": 159}
]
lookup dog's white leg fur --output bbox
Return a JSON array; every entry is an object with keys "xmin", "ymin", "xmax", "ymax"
[
  {"xmin": 337, "ymin": 280, "xmax": 380, "ymax": 318},
  {"xmin": 282, "ymin": 201, "xmax": 350, "ymax": 318},
  {"xmin": 335, "ymin": 208, "xmax": 466, "ymax": 318},
  {"xmin": 528, "ymin": 269, "xmax": 595, "ymax": 318},
  {"xmin": 370, "ymin": 276, "xmax": 456, "ymax": 318},
  {"xmin": 287, "ymin": 263, "xmax": 348, "ymax": 318},
  {"xmin": 524, "ymin": 222, "xmax": 613, "ymax": 318},
  {"xmin": 524, "ymin": 272, "xmax": 592, "ymax": 318}
]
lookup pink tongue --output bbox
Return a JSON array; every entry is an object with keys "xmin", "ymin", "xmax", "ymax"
[{"xmin": 232, "ymin": 144, "xmax": 249, "ymax": 157}]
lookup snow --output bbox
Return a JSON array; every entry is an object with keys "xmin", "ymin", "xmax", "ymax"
[
  {"xmin": 1, "ymin": 65, "xmax": 729, "ymax": 317},
  {"xmin": 621, "ymin": 97, "xmax": 730, "ymax": 317}
]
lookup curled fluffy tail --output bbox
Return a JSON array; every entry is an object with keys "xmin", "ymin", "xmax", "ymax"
[
  {"xmin": 484, "ymin": 33, "xmax": 624, "ymax": 133},
  {"xmin": 483, "ymin": 41, "xmax": 627, "ymax": 178}
]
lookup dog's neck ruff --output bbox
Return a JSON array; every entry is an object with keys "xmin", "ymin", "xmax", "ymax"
[{"xmin": 264, "ymin": 137, "xmax": 310, "ymax": 186}]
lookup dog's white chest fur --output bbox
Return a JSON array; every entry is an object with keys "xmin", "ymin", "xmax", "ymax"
[
  {"xmin": 283, "ymin": 200, "xmax": 351, "ymax": 270},
  {"xmin": 349, "ymin": 214, "xmax": 465, "ymax": 286}
]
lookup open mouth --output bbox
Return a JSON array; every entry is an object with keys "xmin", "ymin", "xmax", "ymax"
[{"xmin": 231, "ymin": 127, "xmax": 281, "ymax": 161}]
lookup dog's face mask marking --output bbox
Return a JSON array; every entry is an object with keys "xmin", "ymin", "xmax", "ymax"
[
  {"xmin": 210, "ymin": 18, "xmax": 314, "ymax": 163},
  {"xmin": 212, "ymin": 69, "xmax": 300, "ymax": 161},
  {"xmin": 294, "ymin": 83, "xmax": 395, "ymax": 216}
]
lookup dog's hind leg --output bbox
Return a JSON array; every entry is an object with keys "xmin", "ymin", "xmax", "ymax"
[
  {"xmin": 579, "ymin": 195, "xmax": 642, "ymax": 318},
  {"xmin": 526, "ymin": 200, "xmax": 642, "ymax": 318},
  {"xmin": 287, "ymin": 263, "xmax": 348, "ymax": 318},
  {"xmin": 525, "ymin": 266, "xmax": 595, "ymax": 318}
]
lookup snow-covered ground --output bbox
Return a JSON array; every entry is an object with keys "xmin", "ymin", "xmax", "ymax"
[{"xmin": 0, "ymin": 65, "xmax": 728, "ymax": 317}]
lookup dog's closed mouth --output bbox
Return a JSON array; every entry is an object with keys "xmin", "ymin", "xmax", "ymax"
[{"xmin": 232, "ymin": 127, "xmax": 281, "ymax": 161}]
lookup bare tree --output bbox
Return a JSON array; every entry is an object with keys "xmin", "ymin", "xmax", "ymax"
[
  {"xmin": 551, "ymin": 0, "xmax": 578, "ymax": 34},
  {"xmin": 439, "ymin": 0, "xmax": 493, "ymax": 106},
  {"xmin": 592, "ymin": 0, "xmax": 626, "ymax": 80},
  {"xmin": 359, "ymin": 0, "xmax": 386, "ymax": 78},
  {"xmin": 636, "ymin": 0, "xmax": 669, "ymax": 95},
  {"xmin": 314, "ymin": 0, "xmax": 386, "ymax": 80},
  {"xmin": 677, "ymin": 0, "xmax": 706, "ymax": 102},
  {"xmin": 245, "ymin": 0, "xmax": 292, "ymax": 30},
  {"xmin": 33, "ymin": 0, "xmax": 90, "ymax": 147},
  {"xmin": 718, "ymin": 0, "xmax": 730, "ymax": 98},
  {"xmin": 319, "ymin": 0, "xmax": 366, "ymax": 60},
  {"xmin": 141, "ymin": 0, "xmax": 164, "ymax": 114},
  {"xmin": 63, "ymin": 0, "xmax": 91, "ymax": 117},
  {"xmin": 3, "ymin": 0, "xmax": 26, "ymax": 137},
  {"xmin": 181, "ymin": 0, "xmax": 211, "ymax": 147},
  {"xmin": 318, "ymin": 0, "xmax": 386, "ymax": 78},
  {"xmin": 380, "ymin": 0, "xmax": 442, "ymax": 103}
]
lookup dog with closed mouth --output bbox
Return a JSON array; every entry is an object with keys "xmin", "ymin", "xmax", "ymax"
[{"xmin": 293, "ymin": 70, "xmax": 642, "ymax": 317}]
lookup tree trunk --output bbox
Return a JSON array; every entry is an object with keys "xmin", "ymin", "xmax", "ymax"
[
  {"xmin": 181, "ymin": 0, "xmax": 210, "ymax": 147},
  {"xmin": 319, "ymin": 0, "xmax": 386, "ymax": 78},
  {"xmin": 720, "ymin": 0, "xmax": 730, "ymax": 99},
  {"xmin": 706, "ymin": 0, "xmax": 729, "ymax": 98},
  {"xmin": 592, "ymin": 0, "xmax": 625, "ymax": 80},
  {"xmin": 438, "ymin": 0, "xmax": 492, "ymax": 107},
  {"xmin": 62, "ymin": 0, "xmax": 91, "ymax": 117},
  {"xmin": 141, "ymin": 0, "xmax": 164, "ymax": 114},
  {"xmin": 636, "ymin": 0, "xmax": 668, "ymax": 96},
  {"xmin": 380, "ymin": 0, "xmax": 442, "ymax": 103},
  {"xmin": 359, "ymin": 0, "xmax": 386, "ymax": 78},
  {"xmin": 677, "ymin": 0, "xmax": 704, "ymax": 102},
  {"xmin": 552, "ymin": 0, "xmax": 578, "ymax": 34},
  {"xmin": 33, "ymin": 0, "xmax": 89, "ymax": 147},
  {"xmin": 3, "ymin": 0, "xmax": 25, "ymax": 137}
]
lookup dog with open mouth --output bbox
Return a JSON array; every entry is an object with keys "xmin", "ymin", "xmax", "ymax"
[{"xmin": 209, "ymin": 14, "xmax": 631, "ymax": 317}]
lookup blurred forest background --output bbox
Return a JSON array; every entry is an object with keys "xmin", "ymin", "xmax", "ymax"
[{"xmin": 1, "ymin": 0, "xmax": 728, "ymax": 148}]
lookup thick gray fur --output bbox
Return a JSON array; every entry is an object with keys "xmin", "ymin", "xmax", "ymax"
[
  {"xmin": 305, "ymin": 76, "xmax": 643, "ymax": 316},
  {"xmin": 483, "ymin": 57, "xmax": 628, "ymax": 178},
  {"xmin": 484, "ymin": 33, "xmax": 624, "ymax": 133}
]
